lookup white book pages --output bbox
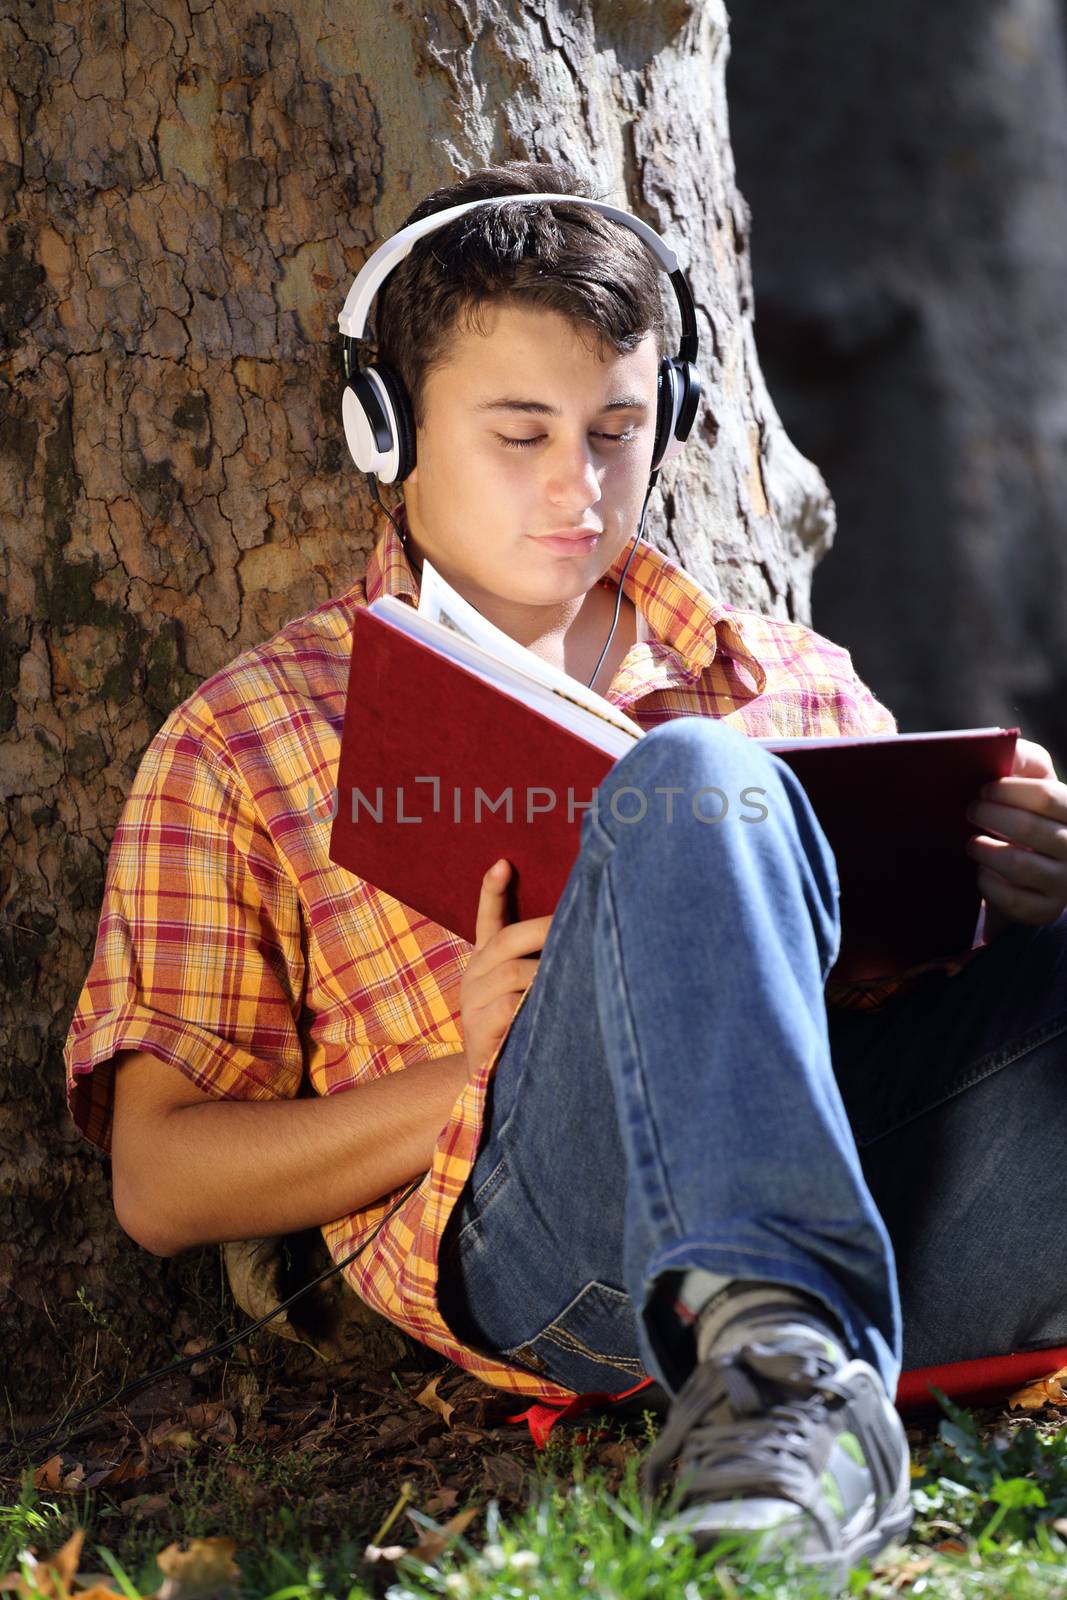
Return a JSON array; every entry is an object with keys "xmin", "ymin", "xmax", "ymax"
[
  {"xmin": 409, "ymin": 557, "xmax": 646, "ymax": 744},
  {"xmin": 368, "ymin": 593, "xmax": 641, "ymax": 758},
  {"xmin": 377, "ymin": 559, "xmax": 1011, "ymax": 756}
]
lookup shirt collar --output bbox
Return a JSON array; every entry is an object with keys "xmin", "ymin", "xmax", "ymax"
[
  {"xmin": 363, "ymin": 505, "xmax": 768, "ymax": 696},
  {"xmin": 597, "ymin": 528, "xmax": 768, "ymax": 694},
  {"xmin": 365, "ymin": 505, "xmax": 421, "ymax": 608}
]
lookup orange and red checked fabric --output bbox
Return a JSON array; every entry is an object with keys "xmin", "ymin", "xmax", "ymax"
[{"xmin": 63, "ymin": 512, "xmax": 980, "ymax": 1410}]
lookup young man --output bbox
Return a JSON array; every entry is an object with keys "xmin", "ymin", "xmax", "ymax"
[{"xmin": 65, "ymin": 163, "xmax": 1067, "ymax": 1585}]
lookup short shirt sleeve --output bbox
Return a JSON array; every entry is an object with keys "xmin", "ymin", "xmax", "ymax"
[
  {"xmin": 844, "ymin": 657, "xmax": 898, "ymax": 737},
  {"xmin": 64, "ymin": 701, "xmax": 307, "ymax": 1153}
]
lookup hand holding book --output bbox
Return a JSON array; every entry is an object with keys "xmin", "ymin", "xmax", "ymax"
[
  {"xmin": 965, "ymin": 735, "xmax": 1067, "ymax": 942},
  {"xmin": 328, "ymin": 560, "xmax": 1023, "ymax": 984},
  {"xmin": 459, "ymin": 860, "xmax": 554, "ymax": 1072}
]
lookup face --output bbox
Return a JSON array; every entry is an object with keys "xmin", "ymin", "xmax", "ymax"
[{"xmin": 402, "ymin": 300, "xmax": 660, "ymax": 632}]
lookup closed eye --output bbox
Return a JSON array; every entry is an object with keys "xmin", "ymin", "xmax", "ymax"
[{"xmin": 496, "ymin": 430, "xmax": 638, "ymax": 451}]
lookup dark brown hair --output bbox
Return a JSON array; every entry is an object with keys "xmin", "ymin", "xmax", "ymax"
[{"xmin": 373, "ymin": 161, "xmax": 666, "ymax": 428}]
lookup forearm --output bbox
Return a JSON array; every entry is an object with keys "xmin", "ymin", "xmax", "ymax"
[{"xmin": 121, "ymin": 1051, "xmax": 471, "ymax": 1256}]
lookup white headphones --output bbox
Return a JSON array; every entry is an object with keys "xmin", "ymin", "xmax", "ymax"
[{"xmin": 337, "ymin": 192, "xmax": 702, "ymax": 487}]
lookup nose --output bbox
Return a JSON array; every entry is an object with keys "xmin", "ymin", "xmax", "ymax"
[{"xmin": 544, "ymin": 435, "xmax": 603, "ymax": 516}]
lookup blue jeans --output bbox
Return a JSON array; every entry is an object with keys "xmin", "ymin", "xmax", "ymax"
[{"xmin": 435, "ymin": 718, "xmax": 1067, "ymax": 1402}]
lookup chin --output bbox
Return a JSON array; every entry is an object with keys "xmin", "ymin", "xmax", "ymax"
[{"xmin": 521, "ymin": 568, "xmax": 593, "ymax": 601}]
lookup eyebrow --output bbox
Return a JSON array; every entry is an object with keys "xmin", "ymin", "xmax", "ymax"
[{"xmin": 473, "ymin": 395, "xmax": 650, "ymax": 416}]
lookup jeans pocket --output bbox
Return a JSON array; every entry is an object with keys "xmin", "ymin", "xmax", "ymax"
[{"xmin": 500, "ymin": 1279, "xmax": 650, "ymax": 1393}]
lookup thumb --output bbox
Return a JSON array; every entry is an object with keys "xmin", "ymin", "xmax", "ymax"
[
  {"xmin": 474, "ymin": 859, "xmax": 511, "ymax": 952},
  {"xmin": 1011, "ymin": 737, "xmax": 1056, "ymax": 780}
]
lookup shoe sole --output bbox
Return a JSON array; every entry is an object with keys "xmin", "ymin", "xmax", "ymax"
[
  {"xmin": 797, "ymin": 1503, "xmax": 914, "ymax": 1592},
  {"xmin": 659, "ymin": 1496, "xmax": 913, "ymax": 1587}
]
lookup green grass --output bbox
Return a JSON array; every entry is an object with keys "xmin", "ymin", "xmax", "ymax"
[{"xmin": 7, "ymin": 1394, "xmax": 1067, "ymax": 1598}]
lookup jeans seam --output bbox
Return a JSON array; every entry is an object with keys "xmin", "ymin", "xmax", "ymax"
[
  {"xmin": 651, "ymin": 1242, "xmax": 835, "ymax": 1271},
  {"xmin": 504, "ymin": 1281, "xmax": 649, "ymax": 1380},
  {"xmin": 857, "ymin": 1007, "xmax": 1067, "ymax": 1149},
  {"xmin": 598, "ymin": 853, "xmax": 687, "ymax": 1243},
  {"xmin": 444, "ymin": 1155, "xmax": 511, "ymax": 1261},
  {"xmin": 469, "ymin": 1153, "xmax": 510, "ymax": 1211},
  {"xmin": 533, "ymin": 1332, "xmax": 648, "ymax": 1378}
]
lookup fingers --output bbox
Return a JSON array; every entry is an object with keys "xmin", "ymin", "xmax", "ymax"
[
  {"xmin": 474, "ymin": 859, "xmax": 511, "ymax": 953},
  {"xmin": 499, "ymin": 915, "xmax": 553, "ymax": 958},
  {"xmin": 473, "ymin": 860, "xmax": 554, "ymax": 957},
  {"xmin": 975, "ymin": 857, "xmax": 1063, "ymax": 925},
  {"xmin": 474, "ymin": 956, "xmax": 543, "ymax": 1008}
]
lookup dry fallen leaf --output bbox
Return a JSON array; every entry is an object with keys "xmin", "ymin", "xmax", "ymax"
[
  {"xmin": 405, "ymin": 1505, "xmax": 480, "ymax": 1565},
  {"xmin": 183, "ymin": 1404, "xmax": 237, "ymax": 1443},
  {"xmin": 0, "ymin": 1531, "xmax": 103, "ymax": 1599},
  {"xmin": 867, "ymin": 1549, "xmax": 934, "ymax": 1592},
  {"xmin": 413, "ymin": 1374, "xmax": 456, "ymax": 1428},
  {"xmin": 153, "ymin": 1537, "xmax": 239, "ymax": 1600},
  {"xmin": 480, "ymin": 1453, "xmax": 527, "ymax": 1498},
  {"xmin": 147, "ymin": 1424, "xmax": 198, "ymax": 1455},
  {"xmin": 83, "ymin": 1455, "xmax": 148, "ymax": 1490},
  {"xmin": 31, "ymin": 1457, "xmax": 65, "ymax": 1493},
  {"xmin": 40, "ymin": 1529, "xmax": 84, "ymax": 1593},
  {"xmin": 423, "ymin": 1487, "xmax": 460, "ymax": 1517},
  {"xmin": 120, "ymin": 1493, "xmax": 172, "ymax": 1519},
  {"xmin": 1007, "ymin": 1364, "xmax": 1067, "ymax": 1411},
  {"xmin": 29, "ymin": 1457, "xmax": 87, "ymax": 1494},
  {"xmin": 361, "ymin": 1505, "xmax": 481, "ymax": 1569}
]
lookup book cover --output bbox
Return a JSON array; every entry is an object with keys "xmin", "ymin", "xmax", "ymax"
[{"xmin": 328, "ymin": 604, "xmax": 1018, "ymax": 981}]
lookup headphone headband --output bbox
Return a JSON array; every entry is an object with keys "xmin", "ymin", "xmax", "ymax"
[
  {"xmin": 338, "ymin": 189, "xmax": 701, "ymax": 484},
  {"xmin": 340, "ymin": 193, "xmax": 676, "ymax": 334}
]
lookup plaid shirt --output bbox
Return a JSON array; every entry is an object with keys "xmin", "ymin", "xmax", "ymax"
[{"xmin": 64, "ymin": 515, "xmax": 980, "ymax": 1406}]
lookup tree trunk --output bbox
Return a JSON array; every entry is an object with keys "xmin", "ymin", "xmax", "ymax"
[
  {"xmin": 0, "ymin": 0, "xmax": 832, "ymax": 1417},
  {"xmin": 726, "ymin": 0, "xmax": 1067, "ymax": 772}
]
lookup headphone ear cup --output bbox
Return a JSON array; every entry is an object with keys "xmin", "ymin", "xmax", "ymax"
[
  {"xmin": 342, "ymin": 367, "xmax": 395, "ymax": 478},
  {"xmin": 652, "ymin": 359, "xmax": 679, "ymax": 474},
  {"xmin": 374, "ymin": 364, "xmax": 417, "ymax": 485},
  {"xmin": 652, "ymin": 358, "xmax": 702, "ymax": 472}
]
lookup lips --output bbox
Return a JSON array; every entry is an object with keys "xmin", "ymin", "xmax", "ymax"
[
  {"xmin": 535, "ymin": 528, "xmax": 602, "ymax": 542},
  {"xmin": 531, "ymin": 530, "xmax": 602, "ymax": 555}
]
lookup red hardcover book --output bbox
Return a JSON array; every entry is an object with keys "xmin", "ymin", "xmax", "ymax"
[{"xmin": 328, "ymin": 604, "xmax": 1018, "ymax": 983}]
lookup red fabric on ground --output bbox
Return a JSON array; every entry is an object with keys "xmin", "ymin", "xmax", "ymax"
[{"xmin": 507, "ymin": 1350, "xmax": 1067, "ymax": 1448}]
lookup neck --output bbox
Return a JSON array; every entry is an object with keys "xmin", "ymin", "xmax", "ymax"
[{"xmin": 395, "ymin": 504, "xmax": 637, "ymax": 689}]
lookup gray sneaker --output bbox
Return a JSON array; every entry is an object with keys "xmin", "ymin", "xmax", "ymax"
[{"xmin": 639, "ymin": 1324, "xmax": 913, "ymax": 1587}]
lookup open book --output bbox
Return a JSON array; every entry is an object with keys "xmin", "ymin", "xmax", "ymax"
[
  {"xmin": 329, "ymin": 560, "xmax": 1018, "ymax": 983},
  {"xmin": 410, "ymin": 555, "xmax": 645, "ymax": 753}
]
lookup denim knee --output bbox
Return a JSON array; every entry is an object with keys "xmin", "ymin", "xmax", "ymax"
[
  {"xmin": 583, "ymin": 717, "xmax": 840, "ymax": 964},
  {"xmin": 593, "ymin": 715, "xmax": 788, "ymax": 835}
]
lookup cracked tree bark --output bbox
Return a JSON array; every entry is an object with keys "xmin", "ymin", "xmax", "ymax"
[{"xmin": 1, "ymin": 0, "xmax": 834, "ymax": 1414}]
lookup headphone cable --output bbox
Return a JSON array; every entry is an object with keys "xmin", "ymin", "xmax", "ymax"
[
  {"xmin": 366, "ymin": 472, "xmax": 406, "ymax": 545},
  {"xmin": 585, "ymin": 470, "xmax": 658, "ymax": 692},
  {"xmin": 3, "ymin": 1176, "xmax": 424, "ymax": 1466},
  {"xmin": 9, "ymin": 456, "xmax": 661, "ymax": 1466},
  {"xmin": 368, "ymin": 468, "xmax": 660, "ymax": 694}
]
